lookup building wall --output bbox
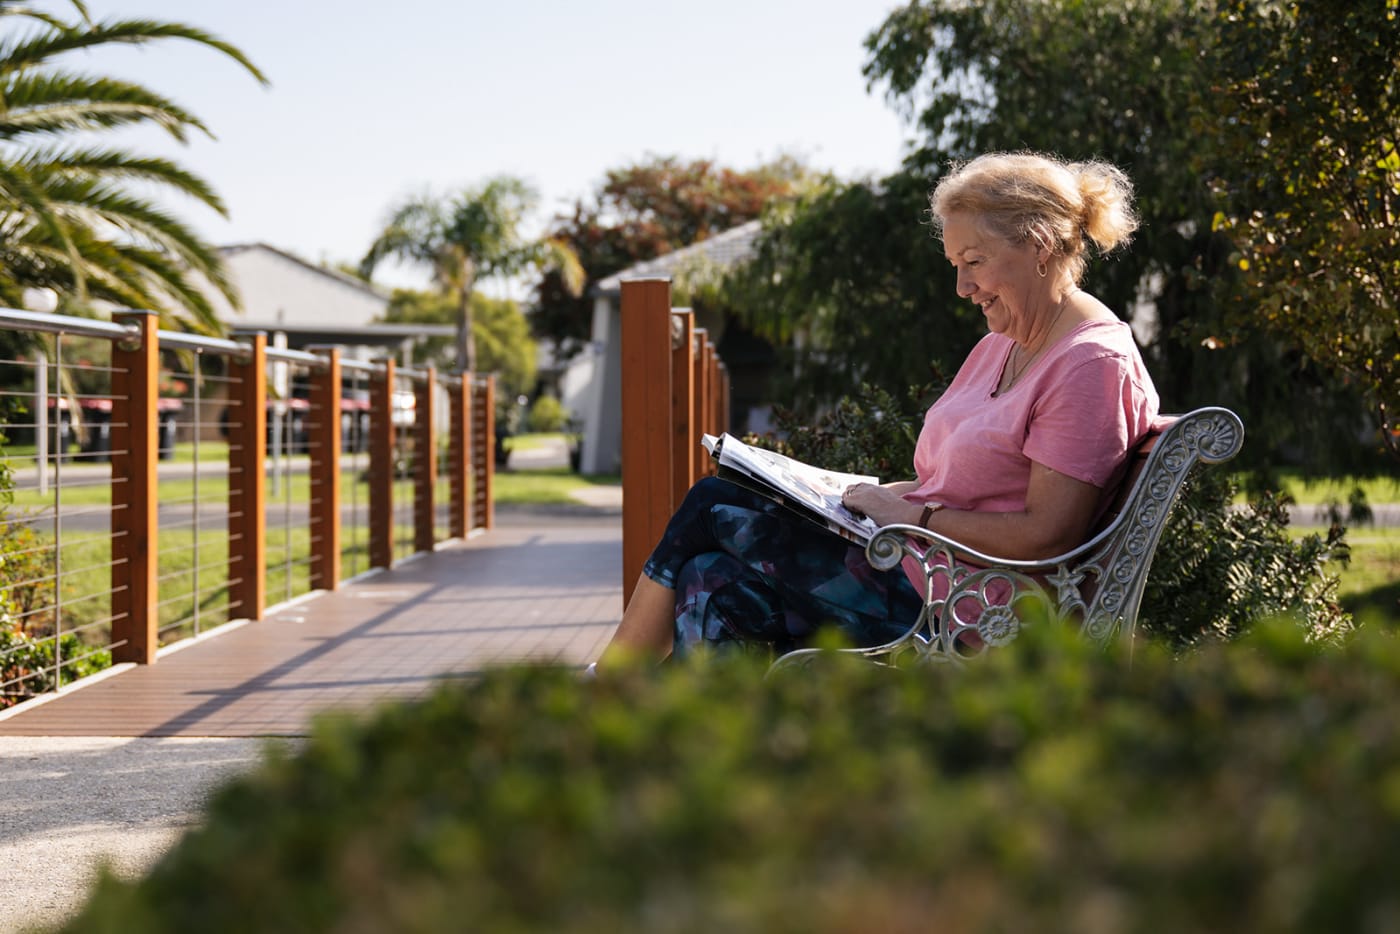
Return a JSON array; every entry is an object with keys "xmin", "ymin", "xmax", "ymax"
[{"xmin": 210, "ymin": 245, "xmax": 387, "ymax": 331}]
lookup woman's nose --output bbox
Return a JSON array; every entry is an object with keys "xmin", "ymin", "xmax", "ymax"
[{"xmin": 956, "ymin": 270, "xmax": 975, "ymax": 297}]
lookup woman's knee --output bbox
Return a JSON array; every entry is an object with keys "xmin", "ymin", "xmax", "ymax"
[{"xmin": 681, "ymin": 475, "xmax": 740, "ymax": 510}]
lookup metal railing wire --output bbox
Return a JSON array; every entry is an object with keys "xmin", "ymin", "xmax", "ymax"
[{"xmin": 0, "ymin": 307, "xmax": 494, "ymax": 709}]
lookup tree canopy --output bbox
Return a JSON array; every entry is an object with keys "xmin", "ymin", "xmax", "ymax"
[
  {"xmin": 732, "ymin": 0, "xmax": 1399, "ymax": 471},
  {"xmin": 361, "ymin": 176, "xmax": 582, "ymax": 373},
  {"xmin": 0, "ymin": 0, "xmax": 267, "ymax": 333},
  {"xmin": 531, "ymin": 155, "xmax": 810, "ymax": 361},
  {"xmin": 380, "ymin": 288, "xmax": 536, "ymax": 404},
  {"xmin": 1196, "ymin": 0, "xmax": 1400, "ymax": 460}
]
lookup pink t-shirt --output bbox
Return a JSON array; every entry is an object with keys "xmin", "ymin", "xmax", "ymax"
[{"xmin": 905, "ymin": 317, "xmax": 1160, "ymax": 527}]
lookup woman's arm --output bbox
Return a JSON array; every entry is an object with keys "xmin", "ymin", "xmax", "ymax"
[{"xmin": 843, "ymin": 461, "xmax": 1101, "ymax": 561}]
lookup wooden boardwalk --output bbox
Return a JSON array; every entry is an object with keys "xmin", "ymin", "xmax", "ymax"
[{"xmin": 0, "ymin": 505, "xmax": 622, "ymax": 738}]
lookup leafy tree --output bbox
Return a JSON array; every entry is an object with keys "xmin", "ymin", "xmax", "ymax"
[
  {"xmin": 360, "ymin": 176, "xmax": 582, "ymax": 373},
  {"xmin": 381, "ymin": 288, "xmax": 537, "ymax": 404},
  {"xmin": 727, "ymin": 171, "xmax": 969, "ymax": 408},
  {"xmin": 531, "ymin": 155, "xmax": 808, "ymax": 361},
  {"xmin": 0, "ymin": 0, "xmax": 267, "ymax": 333},
  {"xmin": 1196, "ymin": 0, "xmax": 1400, "ymax": 463}
]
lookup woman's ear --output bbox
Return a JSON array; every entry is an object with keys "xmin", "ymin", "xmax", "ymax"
[{"xmin": 1027, "ymin": 222, "xmax": 1054, "ymax": 263}]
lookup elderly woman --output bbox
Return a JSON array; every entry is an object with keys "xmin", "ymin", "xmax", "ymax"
[{"xmin": 597, "ymin": 151, "xmax": 1160, "ymax": 668}]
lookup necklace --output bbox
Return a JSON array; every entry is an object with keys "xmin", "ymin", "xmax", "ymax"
[{"xmin": 1001, "ymin": 289, "xmax": 1077, "ymax": 392}]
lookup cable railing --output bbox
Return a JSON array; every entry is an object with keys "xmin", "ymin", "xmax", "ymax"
[{"xmin": 0, "ymin": 308, "xmax": 496, "ymax": 710}]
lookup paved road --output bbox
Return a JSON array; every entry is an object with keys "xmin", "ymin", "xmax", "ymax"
[{"xmin": 0, "ymin": 736, "xmax": 287, "ymax": 933}]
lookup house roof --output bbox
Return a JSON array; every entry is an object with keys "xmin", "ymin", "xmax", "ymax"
[
  {"xmin": 220, "ymin": 242, "xmax": 393, "ymax": 301},
  {"xmin": 595, "ymin": 220, "xmax": 763, "ymax": 296}
]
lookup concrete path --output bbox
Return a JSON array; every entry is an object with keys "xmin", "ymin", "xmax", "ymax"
[{"xmin": 0, "ymin": 736, "xmax": 280, "ymax": 933}]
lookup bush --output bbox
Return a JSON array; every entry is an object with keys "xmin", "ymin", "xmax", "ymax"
[
  {"xmin": 61, "ymin": 626, "xmax": 1400, "ymax": 932},
  {"xmin": 759, "ymin": 385, "xmax": 1350, "ymax": 647},
  {"xmin": 527, "ymin": 394, "xmax": 569, "ymax": 434},
  {"xmin": 0, "ymin": 430, "xmax": 112, "ymax": 706},
  {"xmin": 0, "ymin": 627, "xmax": 109, "ymax": 708}
]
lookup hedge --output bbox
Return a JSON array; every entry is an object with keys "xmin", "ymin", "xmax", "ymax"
[{"xmin": 62, "ymin": 623, "xmax": 1400, "ymax": 933}]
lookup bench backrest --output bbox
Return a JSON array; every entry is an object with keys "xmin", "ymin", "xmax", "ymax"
[{"xmin": 851, "ymin": 407, "xmax": 1245, "ymax": 665}]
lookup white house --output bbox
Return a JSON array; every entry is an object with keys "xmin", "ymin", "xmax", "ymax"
[
  {"xmin": 209, "ymin": 243, "xmax": 452, "ymax": 358},
  {"xmin": 566, "ymin": 221, "xmax": 766, "ymax": 475}
]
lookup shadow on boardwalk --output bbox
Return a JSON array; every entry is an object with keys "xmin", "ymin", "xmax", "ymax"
[
  {"xmin": 0, "ymin": 504, "xmax": 622, "ymax": 739},
  {"xmin": 0, "ymin": 493, "xmax": 623, "ymax": 931}
]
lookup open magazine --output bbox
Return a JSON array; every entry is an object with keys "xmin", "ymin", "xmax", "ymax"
[{"xmin": 701, "ymin": 433, "xmax": 882, "ymax": 545}]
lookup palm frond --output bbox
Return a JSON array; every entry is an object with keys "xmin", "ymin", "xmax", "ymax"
[
  {"xmin": 0, "ymin": 72, "xmax": 208, "ymax": 141},
  {"xmin": 0, "ymin": 18, "xmax": 267, "ymax": 86},
  {"xmin": 20, "ymin": 144, "xmax": 226, "ymax": 213}
]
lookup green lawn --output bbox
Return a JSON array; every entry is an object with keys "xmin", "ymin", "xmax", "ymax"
[
  {"xmin": 1315, "ymin": 525, "xmax": 1400, "ymax": 626},
  {"xmin": 1240, "ymin": 469, "xmax": 1400, "ymax": 506},
  {"xmin": 493, "ymin": 465, "xmax": 619, "ymax": 506}
]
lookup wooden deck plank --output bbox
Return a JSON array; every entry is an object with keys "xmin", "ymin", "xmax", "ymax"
[{"xmin": 0, "ymin": 511, "xmax": 622, "ymax": 738}]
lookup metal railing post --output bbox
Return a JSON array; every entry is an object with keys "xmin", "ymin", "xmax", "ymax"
[
  {"xmin": 309, "ymin": 348, "xmax": 342, "ymax": 591},
  {"xmin": 469, "ymin": 374, "xmax": 495, "ymax": 532},
  {"xmin": 368, "ymin": 357, "xmax": 395, "ymax": 569},
  {"xmin": 414, "ymin": 367, "xmax": 437, "ymax": 553},
  {"xmin": 620, "ymin": 278, "xmax": 674, "ymax": 603},
  {"xmin": 35, "ymin": 352, "xmax": 48, "ymax": 495},
  {"xmin": 227, "ymin": 331, "xmax": 267, "ymax": 622},
  {"xmin": 448, "ymin": 374, "xmax": 471, "ymax": 539},
  {"xmin": 110, "ymin": 310, "xmax": 160, "ymax": 663}
]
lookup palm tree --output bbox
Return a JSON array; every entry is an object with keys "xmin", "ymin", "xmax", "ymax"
[
  {"xmin": 360, "ymin": 176, "xmax": 583, "ymax": 372},
  {"xmin": 0, "ymin": 0, "xmax": 267, "ymax": 333}
]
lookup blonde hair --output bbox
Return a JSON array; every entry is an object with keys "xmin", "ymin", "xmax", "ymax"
[{"xmin": 929, "ymin": 152, "xmax": 1138, "ymax": 282}]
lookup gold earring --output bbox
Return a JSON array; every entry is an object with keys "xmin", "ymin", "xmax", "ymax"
[{"xmin": 1036, "ymin": 261, "xmax": 1048, "ymax": 278}]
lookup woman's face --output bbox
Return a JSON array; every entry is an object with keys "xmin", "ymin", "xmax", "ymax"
[{"xmin": 941, "ymin": 212, "xmax": 1045, "ymax": 343}]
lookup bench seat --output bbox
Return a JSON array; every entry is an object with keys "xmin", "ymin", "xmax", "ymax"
[{"xmin": 772, "ymin": 406, "xmax": 1245, "ymax": 669}]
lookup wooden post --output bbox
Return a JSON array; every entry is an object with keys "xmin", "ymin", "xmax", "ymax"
[
  {"xmin": 620, "ymin": 279, "xmax": 674, "ymax": 603},
  {"xmin": 690, "ymin": 332, "xmax": 707, "ymax": 481},
  {"xmin": 414, "ymin": 367, "xmax": 437, "ymax": 553},
  {"xmin": 709, "ymin": 348, "xmax": 723, "ymax": 438},
  {"xmin": 719, "ymin": 363, "xmax": 731, "ymax": 436},
  {"xmin": 109, "ymin": 311, "xmax": 159, "ymax": 663},
  {"xmin": 448, "ymin": 374, "xmax": 470, "ymax": 539},
  {"xmin": 695, "ymin": 334, "xmax": 714, "ymax": 477},
  {"xmin": 670, "ymin": 310, "xmax": 696, "ymax": 511},
  {"xmin": 368, "ymin": 357, "xmax": 395, "ymax": 569},
  {"xmin": 469, "ymin": 374, "xmax": 495, "ymax": 531},
  {"xmin": 227, "ymin": 331, "xmax": 267, "ymax": 622},
  {"xmin": 308, "ymin": 348, "xmax": 341, "ymax": 591}
]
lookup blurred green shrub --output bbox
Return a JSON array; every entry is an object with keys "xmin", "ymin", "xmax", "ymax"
[
  {"xmin": 758, "ymin": 385, "xmax": 1351, "ymax": 647},
  {"xmin": 62, "ymin": 625, "xmax": 1400, "ymax": 932},
  {"xmin": 527, "ymin": 394, "xmax": 569, "ymax": 434},
  {"xmin": 0, "ymin": 430, "xmax": 112, "ymax": 707}
]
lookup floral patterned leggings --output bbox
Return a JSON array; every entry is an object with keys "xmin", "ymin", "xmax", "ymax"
[{"xmin": 642, "ymin": 477, "xmax": 923, "ymax": 658}]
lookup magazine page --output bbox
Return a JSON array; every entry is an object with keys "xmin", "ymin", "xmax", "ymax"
[{"xmin": 703, "ymin": 433, "xmax": 881, "ymax": 543}]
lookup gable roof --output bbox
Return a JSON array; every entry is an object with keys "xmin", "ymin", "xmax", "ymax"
[
  {"xmin": 595, "ymin": 220, "xmax": 763, "ymax": 296},
  {"xmin": 220, "ymin": 242, "xmax": 392, "ymax": 301}
]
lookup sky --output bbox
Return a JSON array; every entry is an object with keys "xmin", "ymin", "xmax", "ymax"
[{"xmin": 82, "ymin": 0, "xmax": 916, "ymax": 291}]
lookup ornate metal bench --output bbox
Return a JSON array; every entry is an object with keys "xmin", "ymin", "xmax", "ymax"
[{"xmin": 772, "ymin": 407, "xmax": 1245, "ymax": 669}]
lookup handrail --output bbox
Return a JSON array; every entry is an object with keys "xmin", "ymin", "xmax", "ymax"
[
  {"xmin": 157, "ymin": 330, "xmax": 247, "ymax": 357},
  {"xmin": 0, "ymin": 303, "xmax": 498, "ymax": 702},
  {"xmin": 0, "ymin": 307, "xmax": 390, "ymax": 376},
  {"xmin": 0, "ymin": 307, "xmax": 138, "ymax": 343}
]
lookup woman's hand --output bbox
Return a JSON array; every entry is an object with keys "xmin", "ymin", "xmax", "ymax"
[{"xmin": 840, "ymin": 482, "xmax": 920, "ymax": 528}]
